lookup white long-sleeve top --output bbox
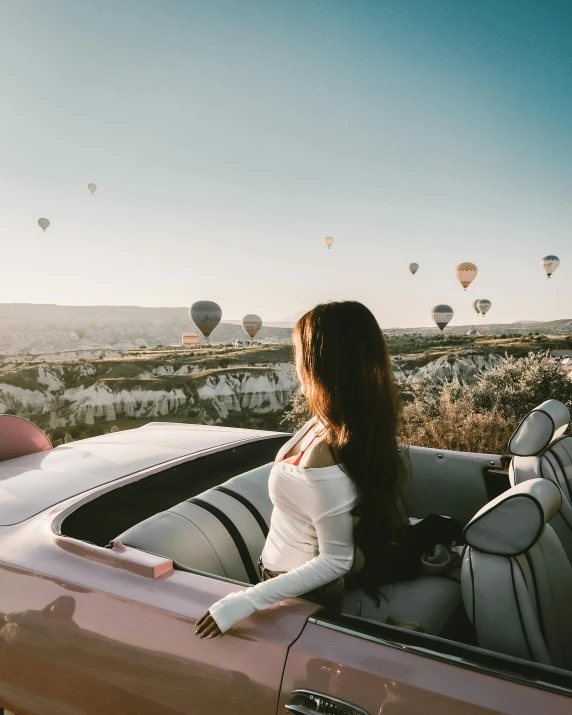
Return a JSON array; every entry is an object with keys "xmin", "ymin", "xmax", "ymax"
[{"xmin": 208, "ymin": 419, "xmax": 359, "ymax": 634}]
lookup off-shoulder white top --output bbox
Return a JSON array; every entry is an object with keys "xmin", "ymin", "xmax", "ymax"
[{"xmin": 208, "ymin": 419, "xmax": 358, "ymax": 633}]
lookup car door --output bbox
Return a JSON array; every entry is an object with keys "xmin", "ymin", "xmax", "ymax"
[
  {"xmin": 0, "ymin": 545, "xmax": 319, "ymax": 715},
  {"xmin": 278, "ymin": 615, "xmax": 572, "ymax": 715}
]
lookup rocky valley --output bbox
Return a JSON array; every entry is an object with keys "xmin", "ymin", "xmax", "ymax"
[{"xmin": 4, "ymin": 330, "xmax": 571, "ymax": 445}]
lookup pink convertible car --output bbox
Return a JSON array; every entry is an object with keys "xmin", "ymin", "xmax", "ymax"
[{"xmin": 0, "ymin": 402, "xmax": 571, "ymax": 715}]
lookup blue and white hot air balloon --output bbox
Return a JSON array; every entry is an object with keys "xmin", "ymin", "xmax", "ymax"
[
  {"xmin": 541, "ymin": 255, "xmax": 560, "ymax": 278},
  {"xmin": 477, "ymin": 299, "xmax": 491, "ymax": 317}
]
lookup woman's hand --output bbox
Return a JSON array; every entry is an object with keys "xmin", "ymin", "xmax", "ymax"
[{"xmin": 195, "ymin": 610, "xmax": 222, "ymax": 639}]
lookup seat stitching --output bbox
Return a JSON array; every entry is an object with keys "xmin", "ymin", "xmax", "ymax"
[
  {"xmin": 510, "ymin": 557, "xmax": 533, "ymax": 661},
  {"xmin": 539, "ymin": 458, "xmax": 572, "ymax": 531},
  {"xmin": 546, "ymin": 446, "xmax": 572, "ymax": 506},
  {"xmin": 521, "ymin": 553, "xmax": 545, "ymax": 642},
  {"xmin": 469, "ymin": 548, "xmax": 476, "ymax": 629},
  {"xmin": 536, "ymin": 535, "xmax": 563, "ymax": 667}
]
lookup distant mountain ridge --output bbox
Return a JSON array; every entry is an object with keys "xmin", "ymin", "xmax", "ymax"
[
  {"xmin": 0, "ymin": 303, "xmax": 292, "ymax": 352},
  {"xmin": 0, "ymin": 304, "xmax": 570, "ymax": 353}
]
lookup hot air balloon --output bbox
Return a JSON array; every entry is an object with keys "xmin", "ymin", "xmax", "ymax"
[
  {"xmin": 431, "ymin": 304, "xmax": 454, "ymax": 332},
  {"xmin": 477, "ymin": 299, "xmax": 491, "ymax": 317},
  {"xmin": 466, "ymin": 329, "xmax": 478, "ymax": 336},
  {"xmin": 88, "ymin": 183, "xmax": 97, "ymax": 195},
  {"xmin": 541, "ymin": 255, "xmax": 560, "ymax": 278},
  {"xmin": 190, "ymin": 301, "xmax": 222, "ymax": 339},
  {"xmin": 409, "ymin": 263, "xmax": 419, "ymax": 276},
  {"xmin": 38, "ymin": 218, "xmax": 50, "ymax": 232},
  {"xmin": 74, "ymin": 327, "xmax": 87, "ymax": 340},
  {"xmin": 472, "ymin": 299, "xmax": 481, "ymax": 315},
  {"xmin": 69, "ymin": 332, "xmax": 79, "ymax": 341},
  {"xmin": 455, "ymin": 262, "xmax": 478, "ymax": 291},
  {"xmin": 324, "ymin": 236, "xmax": 334, "ymax": 250},
  {"xmin": 242, "ymin": 314, "xmax": 262, "ymax": 339},
  {"xmin": 135, "ymin": 338, "xmax": 147, "ymax": 348},
  {"xmin": 182, "ymin": 333, "xmax": 200, "ymax": 346}
]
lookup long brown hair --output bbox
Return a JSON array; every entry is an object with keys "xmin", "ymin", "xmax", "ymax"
[{"xmin": 293, "ymin": 300, "xmax": 405, "ymax": 587}]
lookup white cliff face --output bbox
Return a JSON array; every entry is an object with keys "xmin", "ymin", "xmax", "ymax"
[
  {"xmin": 393, "ymin": 353, "xmax": 505, "ymax": 384},
  {"xmin": 197, "ymin": 366, "xmax": 297, "ymax": 419},
  {"xmin": 64, "ymin": 385, "xmax": 190, "ymax": 425},
  {"xmin": 0, "ymin": 352, "xmax": 505, "ymax": 430},
  {"xmin": 0, "ymin": 384, "xmax": 52, "ymax": 418},
  {"xmin": 0, "ymin": 359, "xmax": 297, "ymax": 428}
]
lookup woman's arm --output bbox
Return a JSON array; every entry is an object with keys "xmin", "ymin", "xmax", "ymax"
[{"xmin": 206, "ymin": 475, "xmax": 356, "ymax": 634}]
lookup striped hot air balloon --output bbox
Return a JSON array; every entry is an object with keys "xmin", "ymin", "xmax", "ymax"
[
  {"xmin": 242, "ymin": 314, "xmax": 262, "ymax": 339},
  {"xmin": 190, "ymin": 301, "xmax": 222, "ymax": 339},
  {"xmin": 324, "ymin": 236, "xmax": 334, "ymax": 250},
  {"xmin": 431, "ymin": 305, "xmax": 454, "ymax": 332},
  {"xmin": 182, "ymin": 333, "xmax": 200, "ymax": 346}
]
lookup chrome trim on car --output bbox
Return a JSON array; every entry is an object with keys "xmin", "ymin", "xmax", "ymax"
[
  {"xmin": 308, "ymin": 617, "xmax": 572, "ymax": 698},
  {"xmin": 288, "ymin": 689, "xmax": 370, "ymax": 715}
]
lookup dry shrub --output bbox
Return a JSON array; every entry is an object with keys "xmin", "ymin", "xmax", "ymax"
[
  {"xmin": 400, "ymin": 352, "xmax": 572, "ymax": 454},
  {"xmin": 283, "ymin": 352, "xmax": 571, "ymax": 454},
  {"xmin": 400, "ymin": 388, "xmax": 513, "ymax": 454}
]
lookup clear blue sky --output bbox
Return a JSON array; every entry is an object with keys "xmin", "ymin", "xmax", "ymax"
[{"xmin": 0, "ymin": 0, "xmax": 571, "ymax": 327}]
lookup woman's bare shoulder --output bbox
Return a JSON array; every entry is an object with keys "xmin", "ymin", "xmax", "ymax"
[{"xmin": 302, "ymin": 438, "xmax": 337, "ymax": 468}]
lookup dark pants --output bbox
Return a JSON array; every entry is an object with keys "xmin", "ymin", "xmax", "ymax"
[{"xmin": 257, "ymin": 556, "xmax": 345, "ymax": 614}]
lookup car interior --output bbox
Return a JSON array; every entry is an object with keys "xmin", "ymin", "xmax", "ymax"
[{"xmin": 61, "ymin": 399, "xmax": 572, "ymax": 677}]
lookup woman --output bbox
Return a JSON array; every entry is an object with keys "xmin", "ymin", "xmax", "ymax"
[{"xmin": 196, "ymin": 300, "xmax": 405, "ymax": 638}]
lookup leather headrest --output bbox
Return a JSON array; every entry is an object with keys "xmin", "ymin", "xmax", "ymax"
[
  {"xmin": 508, "ymin": 400, "xmax": 570, "ymax": 457},
  {"xmin": 464, "ymin": 479, "xmax": 561, "ymax": 556}
]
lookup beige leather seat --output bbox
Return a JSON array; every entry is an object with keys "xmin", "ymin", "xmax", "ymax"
[
  {"xmin": 461, "ymin": 478, "xmax": 572, "ymax": 668},
  {"xmin": 342, "ymin": 575, "xmax": 463, "ymax": 637},
  {"xmin": 117, "ymin": 464, "xmax": 274, "ymax": 585},
  {"xmin": 509, "ymin": 399, "xmax": 572, "ymax": 561},
  {"xmin": 117, "ymin": 462, "xmax": 463, "ymax": 637}
]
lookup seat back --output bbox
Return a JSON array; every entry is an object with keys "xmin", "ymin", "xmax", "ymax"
[
  {"xmin": 461, "ymin": 478, "xmax": 572, "ymax": 668},
  {"xmin": 117, "ymin": 463, "xmax": 274, "ymax": 584},
  {"xmin": 509, "ymin": 399, "xmax": 572, "ymax": 561},
  {"xmin": 117, "ymin": 441, "xmax": 494, "ymax": 584}
]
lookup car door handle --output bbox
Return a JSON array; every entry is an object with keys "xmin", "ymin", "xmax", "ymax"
[{"xmin": 286, "ymin": 689, "xmax": 370, "ymax": 715}]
